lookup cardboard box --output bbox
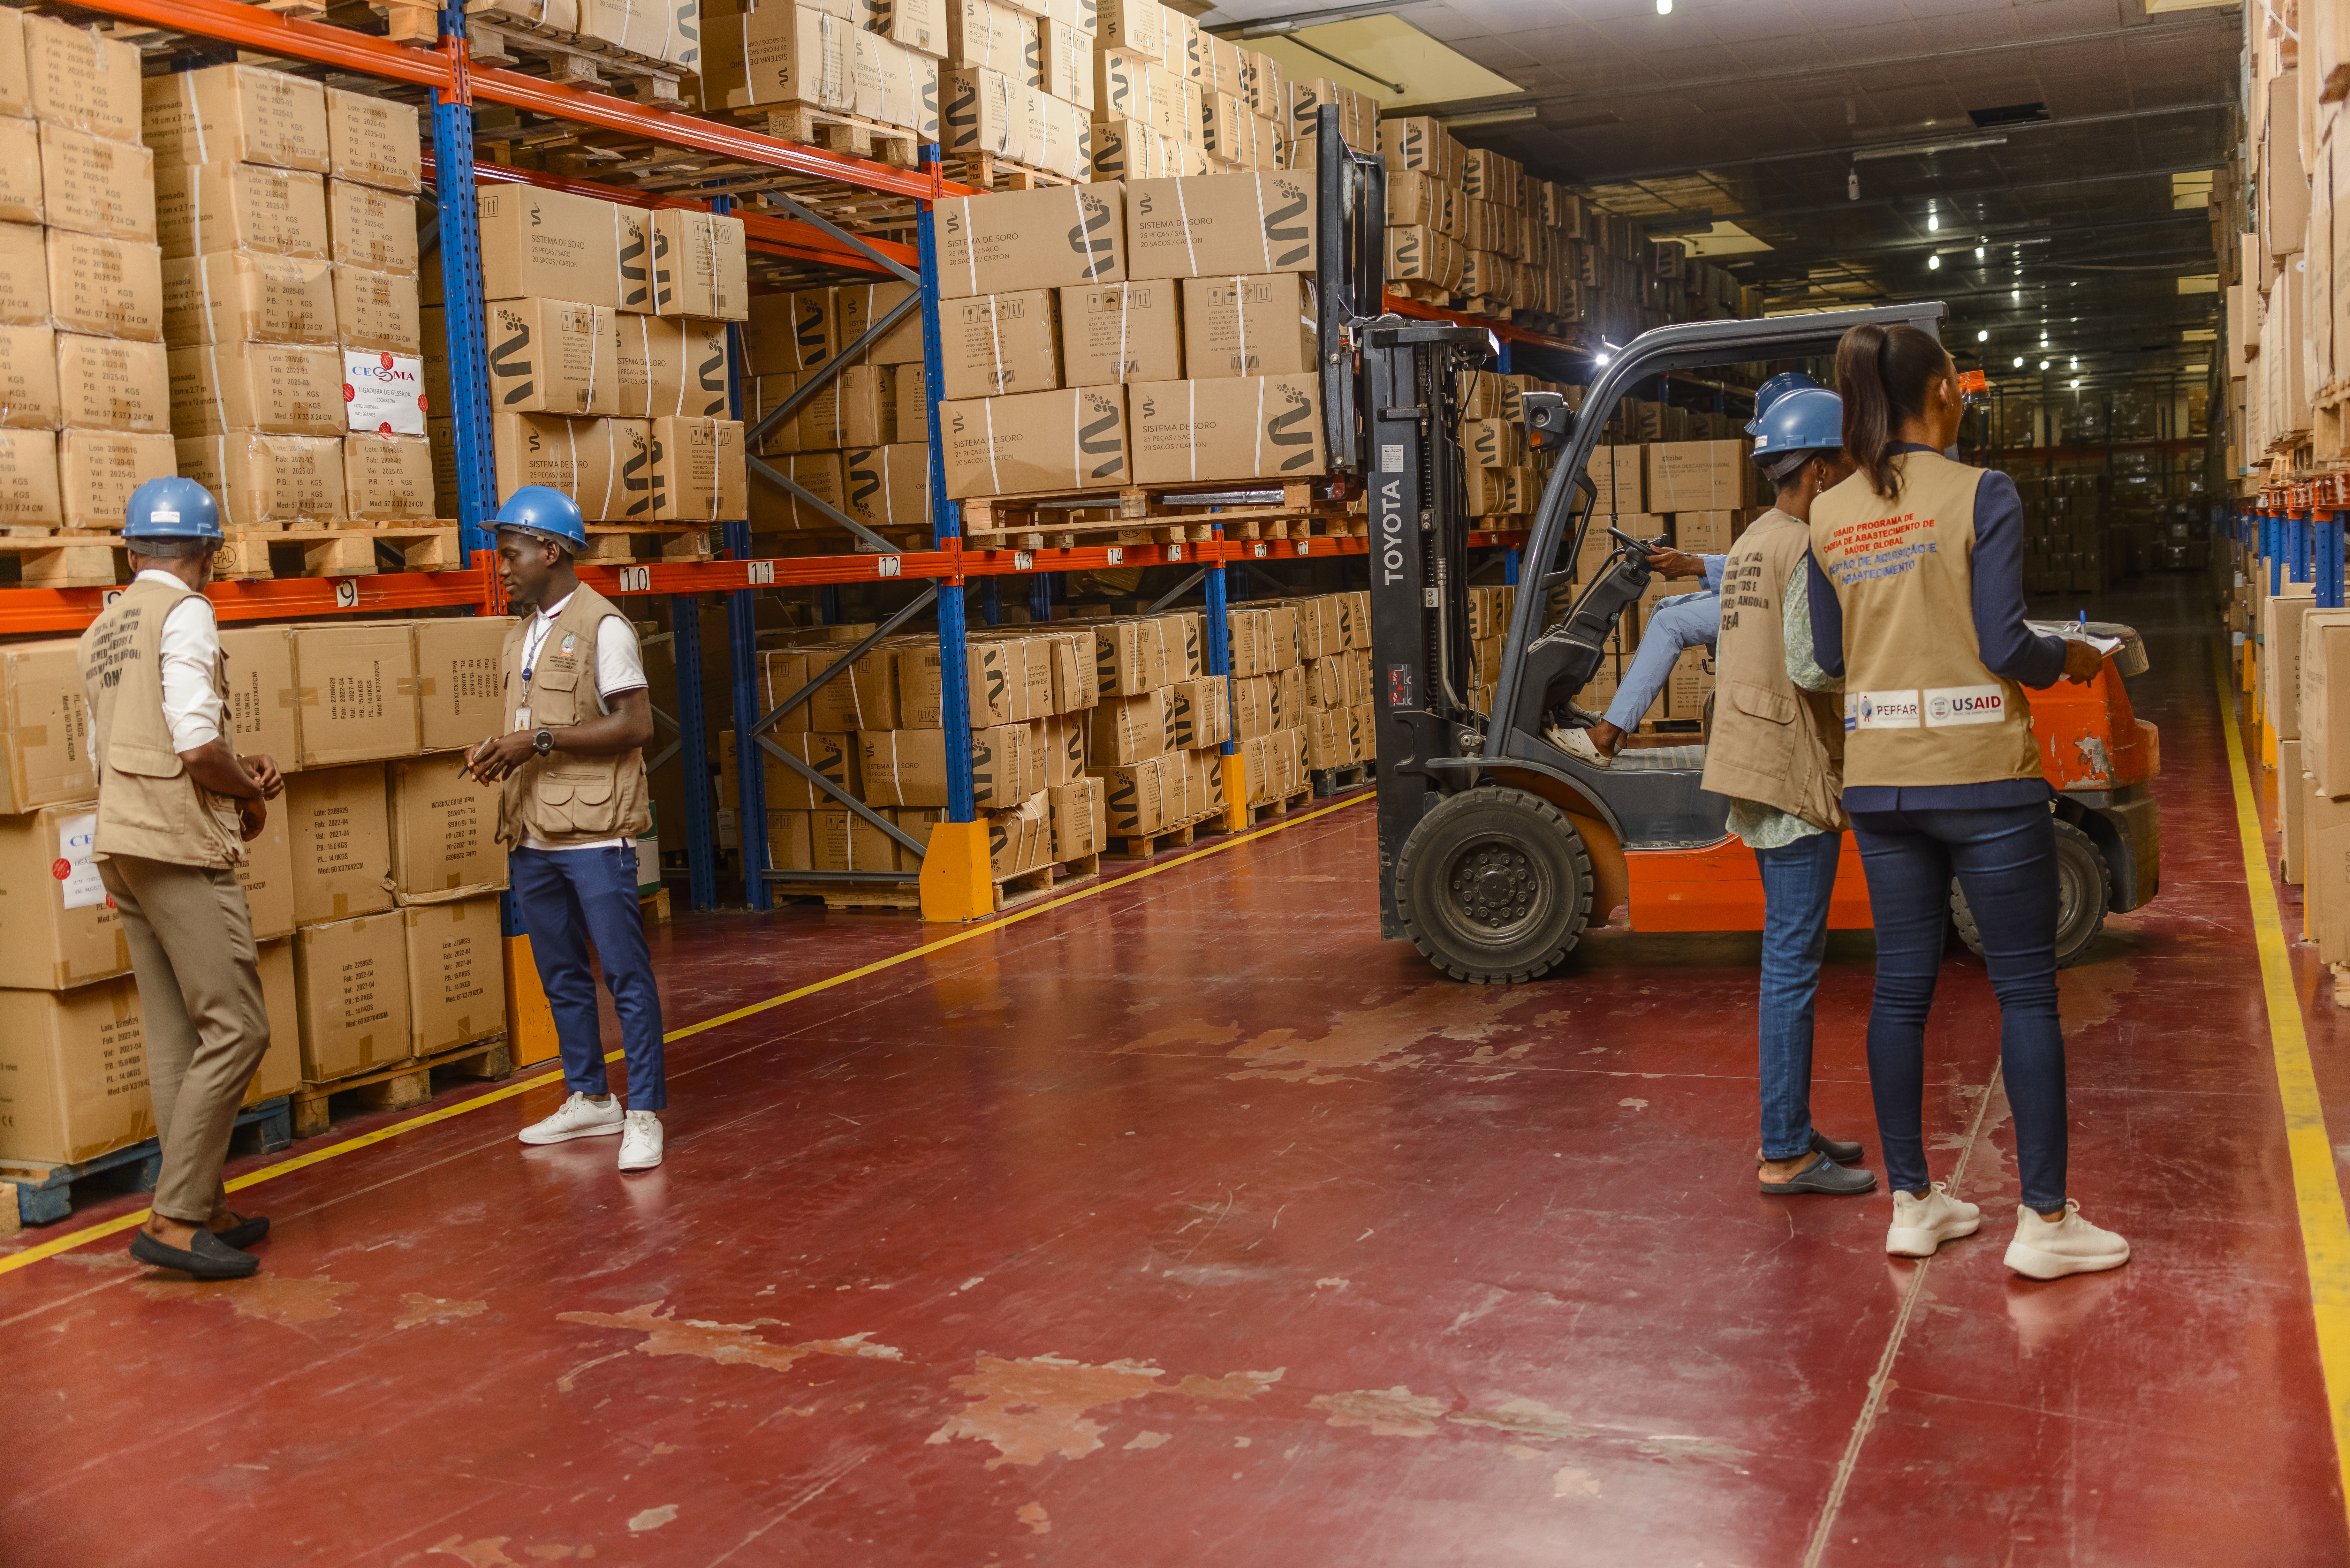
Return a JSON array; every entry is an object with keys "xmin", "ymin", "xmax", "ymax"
[
  {"xmin": 652, "ymin": 209, "xmax": 747, "ymax": 320},
  {"xmin": 52, "ymin": 332, "xmax": 166, "ymax": 434},
  {"xmin": 37, "ymin": 122, "xmax": 154, "ymax": 242},
  {"xmin": 836, "ymin": 278, "xmax": 923, "ymax": 363},
  {"xmin": 248, "ymin": 937, "xmax": 300, "ymax": 1105},
  {"xmin": 0, "ymin": 802, "xmax": 133, "ymax": 990},
  {"xmin": 293, "ymin": 911, "xmax": 411, "ymax": 1081},
  {"xmin": 1645, "ymin": 440, "xmax": 1748, "ymax": 512},
  {"xmin": 1057, "ymin": 279, "xmax": 1180, "ymax": 383},
  {"xmin": 218, "ymin": 623, "xmax": 301, "ymax": 777},
  {"xmin": 1178, "ymin": 272, "xmax": 1314, "ymax": 379},
  {"xmin": 2265, "ymin": 589, "xmax": 2320, "ymax": 741},
  {"xmin": 162, "ymin": 251, "xmax": 336, "ymax": 346},
  {"xmin": 486, "ymin": 298, "xmax": 618, "ymax": 415},
  {"xmin": 902, "ymin": 636, "xmax": 1052, "ymax": 726},
  {"xmin": 941, "ymin": 384, "xmax": 1127, "ymax": 498},
  {"xmin": 1226, "ymin": 602, "xmax": 1295, "ymax": 676},
  {"xmin": 795, "ymin": 361, "xmax": 897, "ymax": 449},
  {"xmin": 1125, "ymin": 171, "xmax": 1313, "ymax": 281},
  {"xmin": 1091, "ymin": 614, "xmax": 1181, "ymax": 694},
  {"xmin": 284, "ymin": 761, "xmax": 395, "ymax": 925},
  {"xmin": 841, "ymin": 441, "xmax": 931, "ymax": 532},
  {"xmin": 1088, "ymin": 688, "xmax": 1172, "ymax": 763},
  {"xmin": 867, "ymin": 0, "xmax": 947, "ymax": 57},
  {"xmin": 940, "ymin": 289, "xmax": 1060, "ymax": 399},
  {"xmin": 936, "ymin": 181, "xmax": 1124, "ymax": 299},
  {"xmin": 761, "ymin": 730, "xmax": 860, "ymax": 810},
  {"xmin": 328, "ymin": 179, "xmax": 418, "ymax": 277},
  {"xmin": 2283, "ymin": 741, "xmax": 2307, "ymax": 882},
  {"xmin": 985, "ymin": 788, "xmax": 1053, "ymax": 876},
  {"xmin": 781, "ymin": 285, "xmax": 838, "ymax": 371},
  {"xmin": 619, "ymin": 315, "xmax": 730, "ymax": 419},
  {"xmin": 390, "ymin": 761, "xmax": 505, "ymax": 902},
  {"xmin": 58, "ymin": 429, "xmax": 172, "ymax": 530},
  {"xmin": 170, "ymin": 341, "xmax": 345, "ymax": 437},
  {"xmin": 488, "ymin": 412, "xmax": 633, "ymax": 519},
  {"xmin": 1128, "ymin": 374, "xmax": 1323, "ymax": 485},
  {"xmin": 411, "ymin": 617, "xmax": 515, "ymax": 754},
  {"xmin": 325, "ymin": 87, "xmax": 421, "ymax": 193},
  {"xmin": 860, "ymin": 721, "xmax": 1039, "ymax": 808},
  {"xmin": 176, "ymin": 431, "xmax": 346, "ymax": 527},
  {"xmin": 0, "ymin": 219, "xmax": 47, "ymax": 325},
  {"xmin": 1048, "ymin": 774, "xmax": 1103, "ymax": 859},
  {"xmin": 235, "ymin": 803, "xmax": 297, "ymax": 942},
  {"xmin": 1170, "ymin": 674, "xmax": 1228, "ymax": 748},
  {"xmin": 710, "ymin": 3, "xmax": 856, "ymax": 113},
  {"xmin": 0, "ymin": 977, "xmax": 149, "ymax": 1166},
  {"xmin": 155, "ymin": 162, "xmax": 330, "ymax": 260},
  {"xmin": 651, "ymin": 416, "xmax": 747, "ymax": 522},
  {"xmin": 344, "ymin": 431, "xmax": 436, "ymax": 521},
  {"xmin": 1673, "ymin": 510, "xmax": 1736, "ymax": 554},
  {"xmin": 24, "ymin": 15, "xmax": 143, "ymax": 147},
  {"xmin": 344, "ymin": 347, "xmax": 427, "ymax": 436},
  {"xmin": 808, "ymin": 804, "xmax": 905, "ymax": 873},
  {"xmin": 476, "ymin": 185, "xmax": 623, "ymax": 308},
  {"xmin": 46, "ymin": 229, "xmax": 163, "ymax": 342},
  {"xmin": 288, "ymin": 621, "xmax": 423, "ymax": 769},
  {"xmin": 1099, "ymin": 750, "xmax": 1189, "ymax": 835},
  {"xmin": 947, "ymin": 0, "xmax": 1025, "ymax": 68},
  {"xmin": 333, "ymin": 265, "xmax": 420, "ymax": 354},
  {"xmin": 0, "ymin": 328, "xmax": 57, "ymax": 430},
  {"xmin": 1588, "ymin": 446, "xmax": 1642, "ymax": 513},
  {"xmin": 141, "ymin": 64, "xmax": 330, "ymax": 172},
  {"xmin": 0, "ymin": 637, "xmax": 93, "ymax": 812}
]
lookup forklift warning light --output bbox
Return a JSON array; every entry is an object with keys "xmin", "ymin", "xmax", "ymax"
[
  {"xmin": 1956, "ymin": 369, "xmax": 1988, "ymax": 404},
  {"xmin": 1387, "ymin": 664, "xmax": 1414, "ymax": 707}
]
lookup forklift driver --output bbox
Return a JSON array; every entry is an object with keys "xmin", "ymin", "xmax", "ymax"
[{"xmin": 1551, "ymin": 373, "xmax": 1823, "ymax": 767}]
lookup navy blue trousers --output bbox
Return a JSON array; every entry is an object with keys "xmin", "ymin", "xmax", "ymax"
[{"xmin": 510, "ymin": 845, "xmax": 667, "ymax": 1111}]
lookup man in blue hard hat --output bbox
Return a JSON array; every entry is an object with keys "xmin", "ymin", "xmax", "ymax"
[
  {"xmin": 1554, "ymin": 372, "xmax": 1826, "ymax": 766},
  {"xmin": 80, "ymin": 478, "xmax": 286, "ymax": 1279},
  {"xmin": 462, "ymin": 487, "xmax": 669, "ymax": 1172}
]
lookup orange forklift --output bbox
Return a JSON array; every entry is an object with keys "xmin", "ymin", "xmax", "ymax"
[{"xmin": 1361, "ymin": 303, "xmax": 2161, "ymax": 982}]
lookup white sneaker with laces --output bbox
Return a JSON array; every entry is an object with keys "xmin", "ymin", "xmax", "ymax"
[
  {"xmin": 518, "ymin": 1092, "xmax": 625, "ymax": 1145},
  {"xmin": 1546, "ymin": 725, "xmax": 1613, "ymax": 767},
  {"xmin": 2004, "ymin": 1200, "xmax": 2129, "ymax": 1279},
  {"xmin": 1885, "ymin": 1181, "xmax": 1982, "ymax": 1257},
  {"xmin": 618, "ymin": 1110, "xmax": 664, "ymax": 1172}
]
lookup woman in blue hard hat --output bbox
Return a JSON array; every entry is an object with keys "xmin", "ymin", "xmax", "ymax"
[
  {"xmin": 1808, "ymin": 323, "xmax": 2126, "ymax": 1278},
  {"xmin": 1556, "ymin": 373, "xmax": 1820, "ymax": 766},
  {"xmin": 1700, "ymin": 388, "xmax": 1875, "ymax": 1197},
  {"xmin": 463, "ymin": 487, "xmax": 671, "ymax": 1173},
  {"xmin": 80, "ymin": 478, "xmax": 287, "ymax": 1279}
]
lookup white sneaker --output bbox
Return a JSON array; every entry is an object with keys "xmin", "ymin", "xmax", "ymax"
[
  {"xmin": 1546, "ymin": 725, "xmax": 1613, "ymax": 767},
  {"xmin": 618, "ymin": 1110, "xmax": 664, "ymax": 1172},
  {"xmin": 1885, "ymin": 1181, "xmax": 1983, "ymax": 1257},
  {"xmin": 2004, "ymin": 1200, "xmax": 2129, "ymax": 1279},
  {"xmin": 518, "ymin": 1092, "xmax": 625, "ymax": 1145}
]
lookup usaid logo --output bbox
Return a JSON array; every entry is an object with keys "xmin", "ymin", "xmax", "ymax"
[{"xmin": 1924, "ymin": 685, "xmax": 2007, "ymax": 727}]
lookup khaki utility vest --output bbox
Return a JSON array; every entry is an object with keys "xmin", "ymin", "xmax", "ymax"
[
  {"xmin": 494, "ymin": 583, "xmax": 651, "ymax": 848},
  {"xmin": 77, "ymin": 576, "xmax": 243, "ymax": 867},
  {"xmin": 1700, "ymin": 509, "xmax": 1846, "ymax": 831},
  {"xmin": 1808, "ymin": 451, "xmax": 2043, "ymax": 789}
]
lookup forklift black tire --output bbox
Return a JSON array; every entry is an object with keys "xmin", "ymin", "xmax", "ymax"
[
  {"xmin": 1950, "ymin": 818, "xmax": 2111, "ymax": 970},
  {"xmin": 1395, "ymin": 786, "xmax": 1594, "ymax": 984}
]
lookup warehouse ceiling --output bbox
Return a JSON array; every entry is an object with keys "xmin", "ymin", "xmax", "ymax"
[{"xmin": 1198, "ymin": 0, "xmax": 2245, "ymax": 395}]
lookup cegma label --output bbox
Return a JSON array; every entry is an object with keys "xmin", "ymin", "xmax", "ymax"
[
  {"xmin": 1848, "ymin": 690, "xmax": 1921, "ymax": 731},
  {"xmin": 1924, "ymin": 685, "xmax": 2006, "ymax": 726}
]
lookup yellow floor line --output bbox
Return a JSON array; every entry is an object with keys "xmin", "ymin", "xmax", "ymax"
[
  {"xmin": 0, "ymin": 791, "xmax": 1373, "ymax": 1277},
  {"xmin": 2213, "ymin": 637, "xmax": 2350, "ymax": 1524}
]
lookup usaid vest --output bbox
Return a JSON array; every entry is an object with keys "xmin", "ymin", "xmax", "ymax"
[
  {"xmin": 1699, "ymin": 509, "xmax": 1845, "ymax": 831},
  {"xmin": 1808, "ymin": 451, "xmax": 2042, "ymax": 789},
  {"xmin": 77, "ymin": 577, "xmax": 244, "ymax": 867},
  {"xmin": 495, "ymin": 584, "xmax": 652, "ymax": 848}
]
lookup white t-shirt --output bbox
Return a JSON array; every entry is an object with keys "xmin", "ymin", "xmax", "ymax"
[
  {"xmin": 519, "ymin": 591, "xmax": 648, "ymax": 853},
  {"xmin": 85, "ymin": 569, "xmax": 227, "ymax": 756}
]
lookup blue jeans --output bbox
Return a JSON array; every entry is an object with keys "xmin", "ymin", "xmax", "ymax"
[
  {"xmin": 1605, "ymin": 591, "xmax": 1720, "ymax": 731},
  {"xmin": 1851, "ymin": 805, "xmax": 2065, "ymax": 1209},
  {"xmin": 510, "ymin": 845, "xmax": 667, "ymax": 1112},
  {"xmin": 1755, "ymin": 829, "xmax": 1844, "ymax": 1160}
]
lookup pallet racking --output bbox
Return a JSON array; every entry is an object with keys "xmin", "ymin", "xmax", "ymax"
[{"xmin": 0, "ymin": 0, "xmax": 1530, "ymax": 921}]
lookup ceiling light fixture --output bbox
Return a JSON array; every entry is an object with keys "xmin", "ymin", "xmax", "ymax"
[
  {"xmin": 2012, "ymin": 290, "xmax": 2021, "ymax": 302},
  {"xmin": 1656, "ymin": 0, "xmax": 1671, "ymax": 12},
  {"xmin": 1847, "ymin": 169, "xmax": 1859, "ymax": 201},
  {"xmin": 1928, "ymin": 254, "xmax": 1941, "ymax": 269},
  {"xmin": 1436, "ymin": 105, "xmax": 1536, "ymax": 128},
  {"xmin": 2070, "ymin": 357, "xmax": 2078, "ymax": 368},
  {"xmin": 1977, "ymin": 329, "xmax": 1989, "ymax": 342},
  {"xmin": 2012, "ymin": 356, "xmax": 2025, "ymax": 367},
  {"xmin": 2070, "ymin": 378, "xmax": 2081, "ymax": 388},
  {"xmin": 2039, "ymin": 359, "xmax": 2051, "ymax": 370},
  {"xmin": 1975, "ymin": 246, "xmax": 1986, "ymax": 258},
  {"xmin": 1850, "ymin": 134, "xmax": 2008, "ymax": 162},
  {"xmin": 1214, "ymin": 0, "xmax": 1421, "ymax": 40}
]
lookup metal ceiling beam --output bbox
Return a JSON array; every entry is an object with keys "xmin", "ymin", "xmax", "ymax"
[{"xmin": 1683, "ymin": 160, "xmax": 2227, "ymax": 228}]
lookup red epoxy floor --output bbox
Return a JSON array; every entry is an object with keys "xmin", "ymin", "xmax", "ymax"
[{"xmin": 5, "ymin": 574, "xmax": 2345, "ymax": 1566}]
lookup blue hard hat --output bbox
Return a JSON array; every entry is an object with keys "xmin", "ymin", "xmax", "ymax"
[
  {"xmin": 494, "ymin": 486, "xmax": 587, "ymax": 551},
  {"xmin": 1746, "ymin": 371, "xmax": 1822, "ymax": 434},
  {"xmin": 1750, "ymin": 387, "xmax": 1844, "ymax": 475},
  {"xmin": 122, "ymin": 477, "xmax": 223, "ymax": 541}
]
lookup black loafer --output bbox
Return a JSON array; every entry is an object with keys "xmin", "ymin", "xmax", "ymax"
[
  {"xmin": 214, "ymin": 1213, "xmax": 269, "ymax": 1250},
  {"xmin": 1813, "ymin": 1131, "xmax": 1866, "ymax": 1165},
  {"xmin": 1760, "ymin": 1151, "xmax": 1879, "ymax": 1197},
  {"xmin": 128, "ymin": 1225, "xmax": 260, "ymax": 1279}
]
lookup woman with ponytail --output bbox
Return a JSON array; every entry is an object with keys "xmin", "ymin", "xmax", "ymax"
[{"xmin": 1803, "ymin": 323, "xmax": 2128, "ymax": 1281}]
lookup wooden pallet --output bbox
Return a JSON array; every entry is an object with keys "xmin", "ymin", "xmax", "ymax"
[
  {"xmin": 578, "ymin": 525, "xmax": 719, "ymax": 565},
  {"xmin": 725, "ymin": 103, "xmax": 920, "ymax": 168},
  {"xmin": 291, "ymin": 1034, "xmax": 514, "ymax": 1141},
  {"xmin": 1240, "ymin": 786, "xmax": 1314, "ymax": 826},
  {"xmin": 1104, "ymin": 808, "xmax": 1224, "ymax": 861},
  {"xmin": 384, "ymin": 3, "xmax": 690, "ymax": 102},
  {"xmin": 962, "ymin": 480, "xmax": 1361, "ymax": 551},
  {"xmin": 639, "ymin": 885, "xmax": 671, "ymax": 923},
  {"xmin": 0, "ymin": 529, "xmax": 123, "ymax": 588},
  {"xmin": 0, "ymin": 1098, "xmax": 292, "ymax": 1227},
  {"xmin": 1309, "ymin": 761, "xmax": 1375, "ymax": 798},
  {"xmin": 995, "ymin": 852, "xmax": 1099, "ymax": 912},
  {"xmin": 940, "ymin": 153, "xmax": 1079, "ymax": 191}
]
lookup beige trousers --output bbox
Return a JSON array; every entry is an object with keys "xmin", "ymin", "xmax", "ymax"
[{"xmin": 97, "ymin": 855, "xmax": 269, "ymax": 1223}]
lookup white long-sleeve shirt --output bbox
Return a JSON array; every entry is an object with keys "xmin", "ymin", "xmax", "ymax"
[{"xmin": 85, "ymin": 569, "xmax": 227, "ymax": 756}]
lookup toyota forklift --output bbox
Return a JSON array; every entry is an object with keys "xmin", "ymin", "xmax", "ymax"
[{"xmin": 1361, "ymin": 303, "xmax": 2162, "ymax": 983}]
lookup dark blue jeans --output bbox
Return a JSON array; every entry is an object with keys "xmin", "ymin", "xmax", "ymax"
[
  {"xmin": 1755, "ymin": 829, "xmax": 1844, "ymax": 1161},
  {"xmin": 511, "ymin": 846, "xmax": 667, "ymax": 1112},
  {"xmin": 1851, "ymin": 804, "xmax": 2066, "ymax": 1210}
]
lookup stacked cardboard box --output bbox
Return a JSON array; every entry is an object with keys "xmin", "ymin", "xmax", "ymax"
[
  {"xmin": 702, "ymin": 0, "xmax": 942, "ymax": 154},
  {"xmin": 1287, "ymin": 591, "xmax": 1376, "ymax": 775},
  {"xmin": 1086, "ymin": 608, "xmax": 1224, "ymax": 836},
  {"xmin": 0, "ymin": 14, "xmax": 174, "ymax": 533},
  {"xmin": 740, "ymin": 278, "xmax": 928, "ymax": 539},
  {"xmin": 424, "ymin": 183, "xmax": 748, "ymax": 529}
]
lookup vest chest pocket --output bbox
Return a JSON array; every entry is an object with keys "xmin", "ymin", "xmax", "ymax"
[
  {"xmin": 1725, "ymin": 680, "xmax": 1796, "ymax": 727},
  {"xmin": 529, "ymin": 661, "xmax": 583, "ymax": 726}
]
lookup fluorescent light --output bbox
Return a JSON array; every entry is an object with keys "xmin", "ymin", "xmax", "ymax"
[
  {"xmin": 1437, "ymin": 105, "xmax": 1537, "ymax": 128},
  {"xmin": 1928, "ymin": 212, "xmax": 1940, "ymax": 231},
  {"xmin": 1977, "ymin": 329, "xmax": 1989, "ymax": 342},
  {"xmin": 2070, "ymin": 378, "xmax": 2080, "ymax": 387},
  {"xmin": 2039, "ymin": 359, "xmax": 2050, "ymax": 369},
  {"xmin": 1848, "ymin": 170, "xmax": 1859, "ymax": 201},
  {"xmin": 1928, "ymin": 254, "xmax": 1941, "ymax": 269},
  {"xmin": 1656, "ymin": 0, "xmax": 1671, "ymax": 11},
  {"xmin": 1851, "ymin": 134, "xmax": 2008, "ymax": 162},
  {"xmin": 2012, "ymin": 356, "xmax": 2024, "ymax": 367},
  {"xmin": 1975, "ymin": 246, "xmax": 1985, "ymax": 258}
]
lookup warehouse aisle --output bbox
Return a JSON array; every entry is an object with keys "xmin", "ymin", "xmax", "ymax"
[{"xmin": 3, "ymin": 575, "xmax": 2343, "ymax": 1567}]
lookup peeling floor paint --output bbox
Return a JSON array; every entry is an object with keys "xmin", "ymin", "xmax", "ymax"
[
  {"xmin": 397, "ymin": 1294, "xmax": 488, "ymax": 1330},
  {"xmin": 556, "ymin": 1302, "xmax": 903, "ymax": 1375},
  {"xmin": 1309, "ymin": 1387, "xmax": 1447, "ymax": 1437},
  {"xmin": 928, "ymin": 1356, "xmax": 1283, "ymax": 1468},
  {"xmin": 133, "ymin": 1273, "xmax": 352, "ymax": 1325}
]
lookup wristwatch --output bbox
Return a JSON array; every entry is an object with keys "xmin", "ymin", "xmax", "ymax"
[{"xmin": 532, "ymin": 727, "xmax": 555, "ymax": 757}]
